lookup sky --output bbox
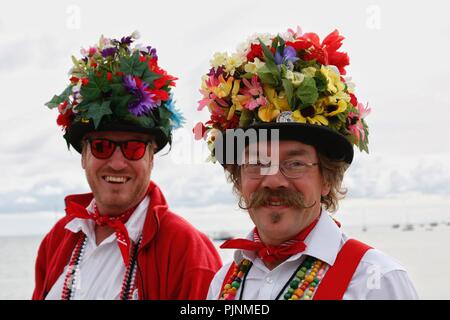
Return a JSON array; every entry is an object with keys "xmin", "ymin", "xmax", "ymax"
[{"xmin": 1, "ymin": 0, "xmax": 450, "ymax": 233}]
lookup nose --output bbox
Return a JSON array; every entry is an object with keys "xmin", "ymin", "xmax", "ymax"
[
  {"xmin": 107, "ymin": 146, "xmax": 128, "ymax": 171},
  {"xmin": 259, "ymin": 165, "xmax": 290, "ymax": 189}
]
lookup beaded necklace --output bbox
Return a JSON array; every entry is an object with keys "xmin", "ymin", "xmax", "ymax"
[
  {"xmin": 61, "ymin": 233, "xmax": 142, "ymax": 300},
  {"xmin": 219, "ymin": 256, "xmax": 328, "ymax": 300}
]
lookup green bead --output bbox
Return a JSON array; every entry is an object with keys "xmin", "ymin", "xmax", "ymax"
[
  {"xmin": 310, "ymin": 282, "xmax": 317, "ymax": 287},
  {"xmin": 290, "ymin": 279, "xmax": 300, "ymax": 289},
  {"xmin": 301, "ymin": 267, "xmax": 307, "ymax": 272},
  {"xmin": 287, "ymin": 288, "xmax": 294, "ymax": 293},
  {"xmin": 232, "ymin": 281, "xmax": 240, "ymax": 289},
  {"xmin": 296, "ymin": 271, "xmax": 305, "ymax": 279},
  {"xmin": 284, "ymin": 292, "xmax": 292, "ymax": 300},
  {"xmin": 240, "ymin": 265, "xmax": 249, "ymax": 272}
]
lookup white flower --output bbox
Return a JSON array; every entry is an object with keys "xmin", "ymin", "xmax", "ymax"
[
  {"xmin": 301, "ymin": 67, "xmax": 317, "ymax": 77},
  {"xmin": 284, "ymin": 70, "xmax": 305, "ymax": 87},
  {"xmin": 225, "ymin": 53, "xmax": 245, "ymax": 75},
  {"xmin": 210, "ymin": 52, "xmax": 228, "ymax": 69},
  {"xmin": 244, "ymin": 57, "xmax": 265, "ymax": 74},
  {"xmin": 131, "ymin": 30, "xmax": 141, "ymax": 40}
]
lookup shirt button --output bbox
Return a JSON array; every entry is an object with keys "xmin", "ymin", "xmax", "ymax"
[{"xmin": 266, "ymin": 277, "xmax": 273, "ymax": 284}]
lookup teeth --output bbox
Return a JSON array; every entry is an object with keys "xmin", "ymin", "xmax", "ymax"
[
  {"xmin": 268, "ymin": 201, "xmax": 284, "ymax": 206},
  {"xmin": 105, "ymin": 176, "xmax": 127, "ymax": 183}
]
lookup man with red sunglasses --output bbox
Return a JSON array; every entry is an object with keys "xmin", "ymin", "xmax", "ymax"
[{"xmin": 33, "ymin": 32, "xmax": 222, "ymax": 300}]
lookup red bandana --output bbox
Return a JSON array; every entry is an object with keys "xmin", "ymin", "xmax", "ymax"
[
  {"xmin": 220, "ymin": 217, "xmax": 319, "ymax": 264},
  {"xmin": 65, "ymin": 201, "xmax": 139, "ymax": 266}
]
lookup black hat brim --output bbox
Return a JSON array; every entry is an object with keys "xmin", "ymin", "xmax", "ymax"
[
  {"xmin": 215, "ymin": 122, "xmax": 353, "ymax": 165},
  {"xmin": 64, "ymin": 121, "xmax": 169, "ymax": 154}
]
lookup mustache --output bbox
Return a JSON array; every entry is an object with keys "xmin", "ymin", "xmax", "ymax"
[{"xmin": 239, "ymin": 187, "xmax": 316, "ymax": 210}]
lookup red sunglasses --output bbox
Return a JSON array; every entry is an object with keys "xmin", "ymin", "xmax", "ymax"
[{"xmin": 86, "ymin": 138, "xmax": 152, "ymax": 160}]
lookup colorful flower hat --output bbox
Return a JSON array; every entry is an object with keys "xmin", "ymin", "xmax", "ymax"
[
  {"xmin": 195, "ymin": 27, "xmax": 370, "ymax": 164},
  {"xmin": 46, "ymin": 31, "xmax": 184, "ymax": 153}
]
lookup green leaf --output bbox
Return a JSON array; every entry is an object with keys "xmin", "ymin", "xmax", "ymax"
[
  {"xmin": 295, "ymin": 77, "xmax": 318, "ymax": 105},
  {"xmin": 239, "ymin": 109, "xmax": 254, "ymax": 127},
  {"xmin": 142, "ymin": 68, "xmax": 162, "ymax": 87},
  {"xmin": 258, "ymin": 38, "xmax": 275, "ymax": 63},
  {"xmin": 257, "ymin": 66, "xmax": 277, "ymax": 86},
  {"xmin": 45, "ymin": 85, "xmax": 73, "ymax": 109},
  {"xmin": 111, "ymin": 95, "xmax": 132, "ymax": 117},
  {"xmin": 84, "ymin": 101, "xmax": 112, "ymax": 128},
  {"xmin": 119, "ymin": 51, "xmax": 147, "ymax": 77},
  {"xmin": 158, "ymin": 106, "xmax": 172, "ymax": 121},
  {"xmin": 81, "ymin": 72, "xmax": 110, "ymax": 103},
  {"xmin": 282, "ymin": 79, "xmax": 294, "ymax": 109},
  {"xmin": 314, "ymin": 71, "xmax": 328, "ymax": 93}
]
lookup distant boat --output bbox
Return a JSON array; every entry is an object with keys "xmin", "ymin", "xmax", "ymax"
[
  {"xmin": 392, "ymin": 224, "xmax": 400, "ymax": 229},
  {"xmin": 430, "ymin": 222, "xmax": 438, "ymax": 227},
  {"xmin": 211, "ymin": 231, "xmax": 234, "ymax": 241},
  {"xmin": 402, "ymin": 224, "xmax": 414, "ymax": 231}
]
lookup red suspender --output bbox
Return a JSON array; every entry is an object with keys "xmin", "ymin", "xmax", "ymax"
[
  {"xmin": 313, "ymin": 239, "xmax": 372, "ymax": 300},
  {"xmin": 219, "ymin": 262, "xmax": 238, "ymax": 299}
]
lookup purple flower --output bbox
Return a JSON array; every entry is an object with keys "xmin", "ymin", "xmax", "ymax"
[
  {"xmin": 101, "ymin": 47, "xmax": 118, "ymax": 58},
  {"xmin": 275, "ymin": 46, "xmax": 299, "ymax": 66},
  {"xmin": 147, "ymin": 46, "xmax": 158, "ymax": 59},
  {"xmin": 123, "ymin": 75, "xmax": 158, "ymax": 116},
  {"xmin": 120, "ymin": 36, "xmax": 133, "ymax": 46},
  {"xmin": 207, "ymin": 66, "xmax": 225, "ymax": 78}
]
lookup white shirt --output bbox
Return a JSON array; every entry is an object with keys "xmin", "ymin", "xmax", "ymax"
[
  {"xmin": 207, "ymin": 212, "xmax": 419, "ymax": 300},
  {"xmin": 46, "ymin": 196, "xmax": 149, "ymax": 300}
]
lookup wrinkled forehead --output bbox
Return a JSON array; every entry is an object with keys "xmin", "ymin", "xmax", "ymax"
[
  {"xmin": 84, "ymin": 131, "xmax": 154, "ymax": 141},
  {"xmin": 242, "ymin": 140, "xmax": 318, "ymax": 163}
]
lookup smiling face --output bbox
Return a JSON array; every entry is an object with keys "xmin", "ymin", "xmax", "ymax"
[
  {"xmin": 239, "ymin": 140, "xmax": 330, "ymax": 246},
  {"xmin": 81, "ymin": 131, "xmax": 154, "ymax": 216}
]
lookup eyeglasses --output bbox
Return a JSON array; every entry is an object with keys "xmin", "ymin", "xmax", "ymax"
[
  {"xmin": 86, "ymin": 138, "xmax": 152, "ymax": 161},
  {"xmin": 241, "ymin": 159, "xmax": 319, "ymax": 179}
]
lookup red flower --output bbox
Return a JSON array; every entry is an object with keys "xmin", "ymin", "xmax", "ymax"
[
  {"xmin": 115, "ymin": 71, "xmax": 124, "ymax": 77},
  {"xmin": 206, "ymin": 113, "xmax": 239, "ymax": 131},
  {"xmin": 349, "ymin": 93, "xmax": 358, "ymax": 106},
  {"xmin": 56, "ymin": 108, "xmax": 74, "ymax": 130},
  {"xmin": 70, "ymin": 76, "xmax": 79, "ymax": 84},
  {"xmin": 139, "ymin": 56, "xmax": 147, "ymax": 62},
  {"xmin": 149, "ymin": 89, "xmax": 169, "ymax": 101},
  {"xmin": 290, "ymin": 30, "xmax": 350, "ymax": 75},
  {"xmin": 247, "ymin": 44, "xmax": 263, "ymax": 62},
  {"xmin": 107, "ymin": 72, "xmax": 112, "ymax": 81},
  {"xmin": 192, "ymin": 122, "xmax": 207, "ymax": 140},
  {"xmin": 81, "ymin": 78, "xmax": 89, "ymax": 86}
]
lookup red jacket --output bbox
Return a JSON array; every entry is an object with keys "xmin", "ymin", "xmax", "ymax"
[{"xmin": 32, "ymin": 181, "xmax": 222, "ymax": 300}]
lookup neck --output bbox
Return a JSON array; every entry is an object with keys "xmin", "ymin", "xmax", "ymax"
[{"xmin": 95, "ymin": 190, "xmax": 147, "ymax": 217}]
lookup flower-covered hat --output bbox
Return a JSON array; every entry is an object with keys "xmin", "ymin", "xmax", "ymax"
[
  {"xmin": 195, "ymin": 27, "xmax": 370, "ymax": 164},
  {"xmin": 46, "ymin": 31, "xmax": 184, "ymax": 153}
]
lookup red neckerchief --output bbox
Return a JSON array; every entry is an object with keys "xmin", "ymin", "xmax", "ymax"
[
  {"xmin": 65, "ymin": 201, "xmax": 140, "ymax": 266},
  {"xmin": 220, "ymin": 217, "xmax": 319, "ymax": 264}
]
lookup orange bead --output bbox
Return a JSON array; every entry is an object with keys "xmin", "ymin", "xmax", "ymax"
[
  {"xmin": 224, "ymin": 284, "xmax": 231, "ymax": 290},
  {"xmin": 306, "ymin": 275, "xmax": 314, "ymax": 283},
  {"xmin": 294, "ymin": 289, "xmax": 304, "ymax": 296}
]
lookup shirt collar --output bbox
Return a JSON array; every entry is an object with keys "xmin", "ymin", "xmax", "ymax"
[
  {"xmin": 65, "ymin": 196, "xmax": 150, "ymax": 244},
  {"xmin": 232, "ymin": 210, "xmax": 343, "ymax": 267}
]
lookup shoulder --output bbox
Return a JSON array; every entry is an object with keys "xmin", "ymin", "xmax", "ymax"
[
  {"xmin": 39, "ymin": 215, "xmax": 74, "ymax": 248},
  {"xmin": 359, "ymin": 248, "xmax": 407, "ymax": 275},
  {"xmin": 207, "ymin": 261, "xmax": 234, "ymax": 300}
]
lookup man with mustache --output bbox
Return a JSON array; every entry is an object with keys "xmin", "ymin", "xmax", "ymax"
[
  {"xmin": 33, "ymin": 32, "xmax": 221, "ymax": 300},
  {"xmin": 196, "ymin": 27, "xmax": 418, "ymax": 299}
]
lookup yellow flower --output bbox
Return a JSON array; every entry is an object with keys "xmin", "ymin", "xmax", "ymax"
[
  {"xmin": 211, "ymin": 75, "xmax": 233, "ymax": 99},
  {"xmin": 258, "ymin": 104, "xmax": 280, "ymax": 122},
  {"xmin": 320, "ymin": 65, "xmax": 345, "ymax": 95},
  {"xmin": 228, "ymin": 79, "xmax": 250, "ymax": 120},
  {"xmin": 324, "ymin": 99, "xmax": 348, "ymax": 117},
  {"xmin": 263, "ymin": 86, "xmax": 291, "ymax": 112},
  {"xmin": 292, "ymin": 107, "xmax": 329, "ymax": 126}
]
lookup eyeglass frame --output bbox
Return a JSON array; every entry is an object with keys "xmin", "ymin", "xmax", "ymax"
[
  {"xmin": 240, "ymin": 159, "xmax": 319, "ymax": 179},
  {"xmin": 84, "ymin": 138, "xmax": 154, "ymax": 161}
]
